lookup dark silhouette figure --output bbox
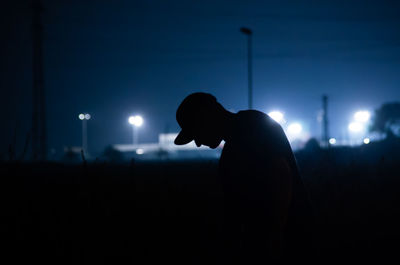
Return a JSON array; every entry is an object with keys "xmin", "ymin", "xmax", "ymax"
[{"xmin": 174, "ymin": 92, "xmax": 313, "ymax": 264}]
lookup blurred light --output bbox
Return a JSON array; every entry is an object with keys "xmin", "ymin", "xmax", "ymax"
[
  {"xmin": 329, "ymin": 138, "xmax": 337, "ymax": 145},
  {"xmin": 78, "ymin": 114, "xmax": 85, "ymax": 120},
  {"xmin": 85, "ymin": 114, "xmax": 91, "ymax": 120},
  {"xmin": 136, "ymin": 148, "xmax": 144, "ymax": 155},
  {"xmin": 287, "ymin": 123, "xmax": 302, "ymax": 135},
  {"xmin": 348, "ymin": 122, "xmax": 364, "ymax": 133},
  {"xmin": 363, "ymin": 138, "xmax": 370, "ymax": 144},
  {"xmin": 135, "ymin": 116, "xmax": 143, "ymax": 127},
  {"xmin": 128, "ymin": 115, "xmax": 144, "ymax": 127},
  {"xmin": 354, "ymin": 111, "xmax": 370, "ymax": 123},
  {"xmin": 268, "ymin": 111, "xmax": 285, "ymax": 124}
]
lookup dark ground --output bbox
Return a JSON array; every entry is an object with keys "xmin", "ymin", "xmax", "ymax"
[{"xmin": 1, "ymin": 138, "xmax": 400, "ymax": 264}]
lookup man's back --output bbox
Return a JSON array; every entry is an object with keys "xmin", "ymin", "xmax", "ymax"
[
  {"xmin": 173, "ymin": 93, "xmax": 313, "ymax": 264},
  {"xmin": 219, "ymin": 110, "xmax": 312, "ymax": 263}
]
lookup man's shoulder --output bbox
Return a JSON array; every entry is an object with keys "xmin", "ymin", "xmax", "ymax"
[
  {"xmin": 236, "ymin": 110, "xmax": 268, "ymax": 119},
  {"xmin": 229, "ymin": 109, "xmax": 288, "ymax": 150},
  {"xmin": 234, "ymin": 110, "xmax": 278, "ymax": 132}
]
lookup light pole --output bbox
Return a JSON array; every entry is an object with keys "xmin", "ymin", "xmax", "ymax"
[
  {"xmin": 240, "ymin": 27, "xmax": 253, "ymax": 109},
  {"xmin": 322, "ymin": 95, "xmax": 329, "ymax": 148},
  {"xmin": 128, "ymin": 115, "xmax": 143, "ymax": 145},
  {"xmin": 78, "ymin": 113, "xmax": 91, "ymax": 155}
]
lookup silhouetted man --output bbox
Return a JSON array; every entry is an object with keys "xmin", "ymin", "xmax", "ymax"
[{"xmin": 174, "ymin": 92, "xmax": 312, "ymax": 264}]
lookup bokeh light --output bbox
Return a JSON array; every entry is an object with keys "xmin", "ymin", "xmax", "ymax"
[
  {"xmin": 268, "ymin": 111, "xmax": 285, "ymax": 124},
  {"xmin": 79, "ymin": 113, "xmax": 91, "ymax": 120},
  {"xmin": 128, "ymin": 115, "xmax": 144, "ymax": 127},
  {"xmin": 136, "ymin": 148, "xmax": 144, "ymax": 155},
  {"xmin": 348, "ymin": 122, "xmax": 364, "ymax": 133},
  {"xmin": 354, "ymin": 111, "xmax": 371, "ymax": 123},
  {"xmin": 287, "ymin": 122, "xmax": 303, "ymax": 135}
]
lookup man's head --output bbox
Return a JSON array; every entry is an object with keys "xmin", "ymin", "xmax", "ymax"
[{"xmin": 174, "ymin": 92, "xmax": 227, "ymax": 149}]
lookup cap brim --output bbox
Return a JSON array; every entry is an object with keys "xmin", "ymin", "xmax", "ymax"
[{"xmin": 174, "ymin": 130, "xmax": 193, "ymax": 145}]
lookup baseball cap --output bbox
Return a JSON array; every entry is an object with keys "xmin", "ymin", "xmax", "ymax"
[{"xmin": 174, "ymin": 92, "xmax": 217, "ymax": 145}]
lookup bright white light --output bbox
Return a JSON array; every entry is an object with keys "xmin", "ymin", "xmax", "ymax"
[
  {"xmin": 287, "ymin": 123, "xmax": 302, "ymax": 135},
  {"xmin": 268, "ymin": 111, "xmax": 285, "ymax": 124},
  {"xmin": 135, "ymin": 116, "xmax": 143, "ymax": 126},
  {"xmin": 128, "ymin": 115, "xmax": 144, "ymax": 127},
  {"xmin": 85, "ymin": 114, "xmax": 91, "ymax": 120},
  {"xmin": 329, "ymin": 138, "xmax": 337, "ymax": 145},
  {"xmin": 354, "ymin": 111, "xmax": 371, "ymax": 123},
  {"xmin": 78, "ymin": 114, "xmax": 85, "ymax": 120},
  {"xmin": 136, "ymin": 148, "xmax": 144, "ymax": 155},
  {"xmin": 363, "ymin": 138, "xmax": 370, "ymax": 144},
  {"xmin": 348, "ymin": 122, "xmax": 364, "ymax": 133}
]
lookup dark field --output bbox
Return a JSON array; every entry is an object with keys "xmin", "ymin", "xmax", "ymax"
[{"xmin": 2, "ymin": 138, "xmax": 400, "ymax": 264}]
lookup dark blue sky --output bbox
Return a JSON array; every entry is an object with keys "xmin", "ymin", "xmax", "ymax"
[{"xmin": 1, "ymin": 0, "xmax": 400, "ymax": 157}]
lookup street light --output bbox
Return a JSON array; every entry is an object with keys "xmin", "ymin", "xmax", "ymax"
[
  {"xmin": 78, "ymin": 113, "xmax": 91, "ymax": 155},
  {"xmin": 240, "ymin": 27, "xmax": 253, "ymax": 109},
  {"xmin": 354, "ymin": 111, "xmax": 371, "ymax": 123},
  {"xmin": 128, "ymin": 115, "xmax": 143, "ymax": 145},
  {"xmin": 136, "ymin": 148, "xmax": 144, "ymax": 155},
  {"xmin": 348, "ymin": 122, "xmax": 364, "ymax": 133},
  {"xmin": 287, "ymin": 122, "xmax": 303, "ymax": 135},
  {"xmin": 329, "ymin": 138, "xmax": 337, "ymax": 145},
  {"xmin": 268, "ymin": 111, "xmax": 285, "ymax": 124}
]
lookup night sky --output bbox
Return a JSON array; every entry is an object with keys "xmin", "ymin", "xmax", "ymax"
[{"xmin": 1, "ymin": 0, "xmax": 400, "ymax": 158}]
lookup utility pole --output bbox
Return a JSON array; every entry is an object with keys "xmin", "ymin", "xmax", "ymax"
[
  {"xmin": 79, "ymin": 113, "xmax": 91, "ymax": 155},
  {"xmin": 322, "ymin": 95, "xmax": 329, "ymax": 147},
  {"xmin": 32, "ymin": 0, "xmax": 46, "ymax": 160},
  {"xmin": 240, "ymin": 27, "xmax": 253, "ymax": 109}
]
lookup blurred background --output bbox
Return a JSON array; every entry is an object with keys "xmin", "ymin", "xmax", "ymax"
[
  {"xmin": 2, "ymin": 1, "xmax": 400, "ymax": 263},
  {"xmin": 1, "ymin": 0, "xmax": 400, "ymax": 161}
]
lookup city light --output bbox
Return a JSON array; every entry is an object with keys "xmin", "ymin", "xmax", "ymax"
[
  {"xmin": 348, "ymin": 122, "xmax": 364, "ymax": 133},
  {"xmin": 128, "ymin": 115, "xmax": 143, "ymax": 127},
  {"xmin": 79, "ymin": 113, "xmax": 91, "ymax": 120},
  {"xmin": 287, "ymin": 122, "xmax": 303, "ymax": 135},
  {"xmin": 354, "ymin": 111, "xmax": 371, "ymax": 123},
  {"xmin": 136, "ymin": 148, "xmax": 144, "ymax": 155},
  {"xmin": 129, "ymin": 115, "xmax": 144, "ymax": 145},
  {"xmin": 268, "ymin": 111, "xmax": 285, "ymax": 124},
  {"xmin": 363, "ymin": 138, "xmax": 370, "ymax": 144},
  {"xmin": 329, "ymin": 138, "xmax": 337, "ymax": 145}
]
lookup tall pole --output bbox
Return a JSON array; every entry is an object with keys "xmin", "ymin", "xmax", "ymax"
[
  {"xmin": 240, "ymin": 27, "xmax": 253, "ymax": 109},
  {"xmin": 133, "ymin": 126, "xmax": 139, "ymax": 145},
  {"xmin": 82, "ymin": 119, "xmax": 87, "ymax": 155},
  {"xmin": 79, "ymin": 113, "xmax": 90, "ymax": 155},
  {"xmin": 322, "ymin": 94, "xmax": 329, "ymax": 147},
  {"xmin": 32, "ymin": 0, "xmax": 46, "ymax": 160},
  {"xmin": 129, "ymin": 115, "xmax": 143, "ymax": 145}
]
